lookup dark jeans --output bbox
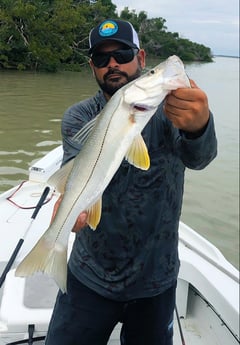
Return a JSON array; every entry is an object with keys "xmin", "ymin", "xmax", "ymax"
[{"xmin": 45, "ymin": 269, "xmax": 176, "ymax": 345}]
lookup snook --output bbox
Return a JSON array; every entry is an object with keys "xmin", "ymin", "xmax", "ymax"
[{"xmin": 16, "ymin": 55, "xmax": 190, "ymax": 292}]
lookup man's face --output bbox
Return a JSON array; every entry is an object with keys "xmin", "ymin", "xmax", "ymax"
[{"xmin": 90, "ymin": 41, "xmax": 146, "ymax": 99}]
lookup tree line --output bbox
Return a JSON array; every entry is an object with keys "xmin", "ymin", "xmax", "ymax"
[{"xmin": 0, "ymin": 0, "xmax": 213, "ymax": 72}]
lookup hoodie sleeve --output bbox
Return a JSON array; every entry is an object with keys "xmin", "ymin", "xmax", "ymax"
[
  {"xmin": 175, "ymin": 112, "xmax": 217, "ymax": 170},
  {"xmin": 61, "ymin": 102, "xmax": 86, "ymax": 166}
]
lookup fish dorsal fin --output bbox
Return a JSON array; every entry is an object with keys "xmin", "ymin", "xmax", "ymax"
[
  {"xmin": 72, "ymin": 115, "xmax": 100, "ymax": 145},
  {"xmin": 86, "ymin": 197, "xmax": 102, "ymax": 230},
  {"xmin": 48, "ymin": 115, "xmax": 100, "ymax": 193},
  {"xmin": 125, "ymin": 134, "xmax": 150, "ymax": 170},
  {"xmin": 47, "ymin": 159, "xmax": 74, "ymax": 193}
]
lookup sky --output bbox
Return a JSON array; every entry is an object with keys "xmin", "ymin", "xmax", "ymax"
[{"xmin": 114, "ymin": 0, "xmax": 239, "ymax": 57}]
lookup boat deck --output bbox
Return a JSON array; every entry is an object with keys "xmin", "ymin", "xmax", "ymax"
[
  {"xmin": 108, "ymin": 323, "xmax": 210, "ymax": 345},
  {"xmin": 1, "ymin": 285, "xmax": 236, "ymax": 345},
  {"xmin": 107, "ymin": 293, "xmax": 237, "ymax": 345},
  {"xmin": 107, "ymin": 319, "xmax": 187, "ymax": 345}
]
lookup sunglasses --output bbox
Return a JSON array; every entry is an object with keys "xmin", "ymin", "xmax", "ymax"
[{"xmin": 91, "ymin": 48, "xmax": 139, "ymax": 68}]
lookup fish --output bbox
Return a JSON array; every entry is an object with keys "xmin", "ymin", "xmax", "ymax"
[{"xmin": 15, "ymin": 55, "xmax": 190, "ymax": 293}]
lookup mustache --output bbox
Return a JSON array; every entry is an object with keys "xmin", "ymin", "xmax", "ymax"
[{"xmin": 103, "ymin": 69, "xmax": 129, "ymax": 81}]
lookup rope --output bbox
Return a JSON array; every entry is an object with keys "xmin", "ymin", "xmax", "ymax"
[{"xmin": 6, "ymin": 181, "xmax": 54, "ymax": 209}]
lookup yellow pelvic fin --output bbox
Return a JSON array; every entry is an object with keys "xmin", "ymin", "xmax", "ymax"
[
  {"xmin": 86, "ymin": 197, "xmax": 102, "ymax": 230},
  {"xmin": 125, "ymin": 134, "xmax": 150, "ymax": 170},
  {"xmin": 15, "ymin": 236, "xmax": 68, "ymax": 293}
]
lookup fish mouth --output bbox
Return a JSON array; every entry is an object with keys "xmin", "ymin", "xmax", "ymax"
[
  {"xmin": 133, "ymin": 103, "xmax": 154, "ymax": 111},
  {"xmin": 133, "ymin": 105, "xmax": 149, "ymax": 111}
]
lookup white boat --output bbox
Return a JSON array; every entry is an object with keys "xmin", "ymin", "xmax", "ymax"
[{"xmin": 0, "ymin": 146, "xmax": 239, "ymax": 345}]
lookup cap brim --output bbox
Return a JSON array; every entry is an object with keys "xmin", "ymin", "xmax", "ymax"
[{"xmin": 89, "ymin": 38, "xmax": 138, "ymax": 55}]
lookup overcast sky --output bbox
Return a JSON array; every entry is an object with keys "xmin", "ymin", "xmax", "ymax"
[{"xmin": 114, "ymin": 0, "xmax": 239, "ymax": 56}]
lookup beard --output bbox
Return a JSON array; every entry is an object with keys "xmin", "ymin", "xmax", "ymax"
[{"xmin": 95, "ymin": 63, "xmax": 143, "ymax": 97}]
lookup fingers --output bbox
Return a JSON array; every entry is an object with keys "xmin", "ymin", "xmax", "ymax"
[
  {"xmin": 72, "ymin": 211, "xmax": 88, "ymax": 233},
  {"xmin": 164, "ymin": 79, "xmax": 210, "ymax": 132},
  {"xmin": 51, "ymin": 195, "xmax": 63, "ymax": 224},
  {"xmin": 51, "ymin": 195, "xmax": 88, "ymax": 233},
  {"xmin": 189, "ymin": 79, "xmax": 198, "ymax": 88}
]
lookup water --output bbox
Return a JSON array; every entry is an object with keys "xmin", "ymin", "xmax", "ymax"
[
  {"xmin": 183, "ymin": 57, "xmax": 239, "ymax": 269},
  {"xmin": 0, "ymin": 57, "xmax": 239, "ymax": 269}
]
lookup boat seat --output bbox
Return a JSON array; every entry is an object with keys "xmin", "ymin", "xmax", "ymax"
[{"xmin": 0, "ymin": 269, "xmax": 57, "ymax": 333}]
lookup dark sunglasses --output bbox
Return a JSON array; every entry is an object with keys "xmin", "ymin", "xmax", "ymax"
[{"xmin": 91, "ymin": 48, "xmax": 139, "ymax": 68}]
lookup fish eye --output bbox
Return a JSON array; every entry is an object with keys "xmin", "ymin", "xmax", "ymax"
[{"xmin": 150, "ymin": 70, "xmax": 155, "ymax": 74}]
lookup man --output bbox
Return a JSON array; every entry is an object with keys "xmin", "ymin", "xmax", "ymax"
[{"xmin": 46, "ymin": 19, "xmax": 217, "ymax": 345}]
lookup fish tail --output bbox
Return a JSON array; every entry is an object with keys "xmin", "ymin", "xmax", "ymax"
[{"xmin": 15, "ymin": 236, "xmax": 67, "ymax": 293}]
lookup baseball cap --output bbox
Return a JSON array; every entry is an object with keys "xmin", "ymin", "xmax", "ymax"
[{"xmin": 89, "ymin": 19, "xmax": 140, "ymax": 54}]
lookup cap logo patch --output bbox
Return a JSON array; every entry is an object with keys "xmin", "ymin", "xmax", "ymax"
[{"xmin": 99, "ymin": 20, "xmax": 118, "ymax": 37}]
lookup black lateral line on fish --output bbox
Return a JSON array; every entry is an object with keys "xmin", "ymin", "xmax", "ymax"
[{"xmin": 54, "ymin": 102, "xmax": 120, "ymax": 241}]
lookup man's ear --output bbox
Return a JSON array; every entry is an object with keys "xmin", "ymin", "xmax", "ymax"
[
  {"xmin": 89, "ymin": 59, "xmax": 95, "ymax": 77},
  {"xmin": 138, "ymin": 49, "xmax": 146, "ymax": 69}
]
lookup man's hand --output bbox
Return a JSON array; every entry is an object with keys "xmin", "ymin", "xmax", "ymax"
[
  {"xmin": 51, "ymin": 195, "xmax": 88, "ymax": 233},
  {"xmin": 72, "ymin": 211, "xmax": 88, "ymax": 233},
  {"xmin": 164, "ymin": 79, "xmax": 210, "ymax": 134}
]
